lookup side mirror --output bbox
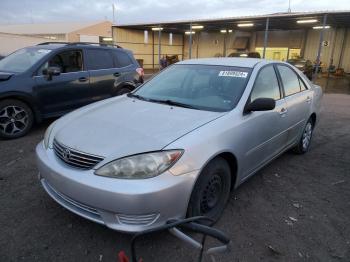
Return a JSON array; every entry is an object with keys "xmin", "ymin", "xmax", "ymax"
[
  {"xmin": 43, "ymin": 66, "xmax": 61, "ymax": 80},
  {"xmin": 245, "ymin": 98, "xmax": 276, "ymax": 113}
]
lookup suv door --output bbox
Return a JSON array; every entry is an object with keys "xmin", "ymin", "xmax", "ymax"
[
  {"xmin": 111, "ymin": 49, "xmax": 138, "ymax": 94},
  {"xmin": 276, "ymin": 65, "xmax": 311, "ymax": 146},
  {"xmin": 34, "ymin": 49, "xmax": 90, "ymax": 116},
  {"xmin": 84, "ymin": 48, "xmax": 119, "ymax": 102},
  {"xmin": 241, "ymin": 65, "xmax": 289, "ymax": 178}
]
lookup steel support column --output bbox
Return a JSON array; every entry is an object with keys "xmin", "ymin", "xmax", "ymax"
[
  {"xmin": 158, "ymin": 25, "xmax": 162, "ymax": 71},
  {"xmin": 152, "ymin": 31, "xmax": 155, "ymax": 70},
  {"xmin": 189, "ymin": 23, "xmax": 193, "ymax": 59},
  {"xmin": 338, "ymin": 28, "xmax": 348, "ymax": 68},
  {"xmin": 223, "ymin": 32, "xmax": 227, "ymax": 57},
  {"xmin": 313, "ymin": 14, "xmax": 328, "ymax": 81},
  {"xmin": 326, "ymin": 27, "xmax": 338, "ymax": 91},
  {"xmin": 263, "ymin": 17, "xmax": 269, "ymax": 59}
]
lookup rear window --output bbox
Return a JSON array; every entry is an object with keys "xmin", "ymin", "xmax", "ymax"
[
  {"xmin": 85, "ymin": 49, "xmax": 114, "ymax": 70},
  {"xmin": 113, "ymin": 51, "xmax": 133, "ymax": 68}
]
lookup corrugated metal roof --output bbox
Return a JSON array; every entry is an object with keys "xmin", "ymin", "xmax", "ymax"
[
  {"xmin": 115, "ymin": 10, "xmax": 350, "ymax": 27},
  {"xmin": 0, "ymin": 21, "xmax": 108, "ymax": 35}
]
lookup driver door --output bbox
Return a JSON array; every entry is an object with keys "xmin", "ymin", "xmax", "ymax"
[
  {"xmin": 240, "ymin": 65, "xmax": 289, "ymax": 178},
  {"xmin": 33, "ymin": 49, "xmax": 91, "ymax": 116}
]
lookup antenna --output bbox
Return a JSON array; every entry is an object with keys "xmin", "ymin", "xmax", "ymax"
[{"xmin": 288, "ymin": 0, "xmax": 291, "ymax": 13}]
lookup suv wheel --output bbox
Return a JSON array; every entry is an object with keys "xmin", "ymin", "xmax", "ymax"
[
  {"xmin": 187, "ymin": 157, "xmax": 231, "ymax": 223},
  {"xmin": 0, "ymin": 99, "xmax": 34, "ymax": 139}
]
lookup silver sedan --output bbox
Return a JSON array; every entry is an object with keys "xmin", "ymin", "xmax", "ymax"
[{"xmin": 36, "ymin": 58, "xmax": 322, "ymax": 232}]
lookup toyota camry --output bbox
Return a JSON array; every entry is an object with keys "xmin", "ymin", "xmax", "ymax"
[{"xmin": 36, "ymin": 58, "xmax": 322, "ymax": 232}]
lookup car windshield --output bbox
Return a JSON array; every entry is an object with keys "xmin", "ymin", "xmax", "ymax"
[
  {"xmin": 132, "ymin": 64, "xmax": 251, "ymax": 112},
  {"xmin": 0, "ymin": 48, "xmax": 51, "ymax": 73}
]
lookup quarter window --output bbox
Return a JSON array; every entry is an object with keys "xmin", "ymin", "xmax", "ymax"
[
  {"xmin": 277, "ymin": 65, "xmax": 301, "ymax": 96},
  {"xmin": 85, "ymin": 49, "xmax": 114, "ymax": 70},
  {"xmin": 113, "ymin": 51, "xmax": 133, "ymax": 68},
  {"xmin": 299, "ymin": 78, "xmax": 308, "ymax": 91},
  {"xmin": 251, "ymin": 65, "xmax": 281, "ymax": 101}
]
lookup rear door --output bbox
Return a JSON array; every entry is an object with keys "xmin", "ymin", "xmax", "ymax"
[
  {"xmin": 241, "ymin": 65, "xmax": 289, "ymax": 177},
  {"xmin": 111, "ymin": 49, "xmax": 139, "ymax": 92},
  {"xmin": 276, "ymin": 64, "xmax": 312, "ymax": 146},
  {"xmin": 34, "ymin": 49, "xmax": 91, "ymax": 116},
  {"xmin": 84, "ymin": 48, "xmax": 118, "ymax": 102}
]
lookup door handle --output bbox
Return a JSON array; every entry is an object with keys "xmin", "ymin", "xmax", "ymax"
[
  {"xmin": 306, "ymin": 96, "xmax": 312, "ymax": 103},
  {"xmin": 78, "ymin": 77, "xmax": 88, "ymax": 82},
  {"xmin": 279, "ymin": 107, "xmax": 288, "ymax": 116},
  {"xmin": 113, "ymin": 72, "xmax": 121, "ymax": 77}
]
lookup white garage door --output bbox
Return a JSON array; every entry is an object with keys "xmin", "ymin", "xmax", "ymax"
[{"xmin": 79, "ymin": 35, "xmax": 99, "ymax": 43}]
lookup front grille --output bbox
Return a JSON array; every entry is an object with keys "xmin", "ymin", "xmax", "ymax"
[
  {"xmin": 53, "ymin": 139, "xmax": 104, "ymax": 169},
  {"xmin": 117, "ymin": 213, "xmax": 160, "ymax": 226}
]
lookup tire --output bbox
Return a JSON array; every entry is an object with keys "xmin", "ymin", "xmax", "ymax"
[
  {"xmin": 187, "ymin": 157, "xmax": 231, "ymax": 223},
  {"xmin": 0, "ymin": 99, "xmax": 34, "ymax": 139},
  {"xmin": 293, "ymin": 118, "xmax": 314, "ymax": 154},
  {"xmin": 117, "ymin": 87, "xmax": 132, "ymax": 96}
]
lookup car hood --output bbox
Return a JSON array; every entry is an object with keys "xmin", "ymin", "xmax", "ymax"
[
  {"xmin": 0, "ymin": 72, "xmax": 14, "ymax": 81},
  {"xmin": 54, "ymin": 96, "xmax": 224, "ymax": 158}
]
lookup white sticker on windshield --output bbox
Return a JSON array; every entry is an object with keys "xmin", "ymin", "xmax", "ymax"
[
  {"xmin": 218, "ymin": 71, "xmax": 248, "ymax": 78},
  {"xmin": 37, "ymin": 49, "xmax": 52, "ymax": 54}
]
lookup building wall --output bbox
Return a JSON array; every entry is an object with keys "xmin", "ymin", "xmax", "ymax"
[
  {"xmin": 304, "ymin": 27, "xmax": 350, "ymax": 72},
  {"xmin": 29, "ymin": 34, "xmax": 66, "ymax": 41},
  {"xmin": 113, "ymin": 27, "xmax": 183, "ymax": 69},
  {"xmin": 0, "ymin": 33, "xmax": 51, "ymax": 56},
  {"xmin": 68, "ymin": 21, "xmax": 112, "ymax": 42},
  {"xmin": 256, "ymin": 30, "xmax": 304, "ymax": 48},
  {"xmin": 183, "ymin": 31, "xmax": 253, "ymax": 59},
  {"xmin": 113, "ymin": 26, "xmax": 350, "ymax": 72}
]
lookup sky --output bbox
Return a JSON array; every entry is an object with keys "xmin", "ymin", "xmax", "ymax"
[{"xmin": 1, "ymin": 0, "xmax": 350, "ymax": 25}]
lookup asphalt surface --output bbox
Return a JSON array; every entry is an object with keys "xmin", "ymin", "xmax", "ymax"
[{"xmin": 0, "ymin": 94, "xmax": 349, "ymax": 262}]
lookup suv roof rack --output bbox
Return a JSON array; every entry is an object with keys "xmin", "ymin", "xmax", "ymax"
[{"xmin": 37, "ymin": 42, "xmax": 122, "ymax": 48}]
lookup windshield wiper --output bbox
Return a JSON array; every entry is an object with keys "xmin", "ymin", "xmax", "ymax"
[
  {"xmin": 127, "ymin": 93, "xmax": 149, "ymax": 101},
  {"xmin": 151, "ymin": 99, "xmax": 199, "ymax": 110}
]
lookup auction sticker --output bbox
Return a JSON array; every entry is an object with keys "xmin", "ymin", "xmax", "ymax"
[{"xmin": 218, "ymin": 71, "xmax": 248, "ymax": 78}]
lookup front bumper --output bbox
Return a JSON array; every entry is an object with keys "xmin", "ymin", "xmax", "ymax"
[{"xmin": 36, "ymin": 142, "xmax": 198, "ymax": 233}]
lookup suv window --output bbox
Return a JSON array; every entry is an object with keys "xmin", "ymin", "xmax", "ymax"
[
  {"xmin": 251, "ymin": 65, "xmax": 280, "ymax": 101},
  {"xmin": 40, "ymin": 50, "xmax": 83, "ymax": 74},
  {"xmin": 277, "ymin": 65, "xmax": 301, "ymax": 96},
  {"xmin": 85, "ymin": 49, "xmax": 114, "ymax": 70},
  {"xmin": 113, "ymin": 51, "xmax": 133, "ymax": 68}
]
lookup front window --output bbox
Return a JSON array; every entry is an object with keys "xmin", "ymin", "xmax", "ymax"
[
  {"xmin": 39, "ymin": 50, "xmax": 83, "ymax": 74},
  {"xmin": 132, "ymin": 64, "xmax": 251, "ymax": 112},
  {"xmin": 0, "ymin": 48, "xmax": 51, "ymax": 73}
]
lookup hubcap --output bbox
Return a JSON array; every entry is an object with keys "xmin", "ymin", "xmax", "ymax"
[
  {"xmin": 200, "ymin": 174, "xmax": 223, "ymax": 214},
  {"xmin": 0, "ymin": 106, "xmax": 28, "ymax": 135},
  {"xmin": 302, "ymin": 122, "xmax": 312, "ymax": 150}
]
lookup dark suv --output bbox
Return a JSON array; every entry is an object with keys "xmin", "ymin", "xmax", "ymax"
[{"xmin": 0, "ymin": 42, "xmax": 144, "ymax": 139}]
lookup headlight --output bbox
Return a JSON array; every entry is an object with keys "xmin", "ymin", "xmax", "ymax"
[
  {"xmin": 43, "ymin": 122, "xmax": 56, "ymax": 149},
  {"xmin": 94, "ymin": 150, "xmax": 183, "ymax": 179}
]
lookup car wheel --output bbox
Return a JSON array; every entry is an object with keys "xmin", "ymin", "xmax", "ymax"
[
  {"xmin": 117, "ymin": 87, "xmax": 132, "ymax": 96},
  {"xmin": 187, "ymin": 157, "xmax": 231, "ymax": 223},
  {"xmin": 0, "ymin": 99, "xmax": 34, "ymax": 139},
  {"xmin": 293, "ymin": 118, "xmax": 314, "ymax": 154}
]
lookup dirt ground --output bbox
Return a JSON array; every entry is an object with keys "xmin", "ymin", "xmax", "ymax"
[{"xmin": 0, "ymin": 94, "xmax": 349, "ymax": 262}]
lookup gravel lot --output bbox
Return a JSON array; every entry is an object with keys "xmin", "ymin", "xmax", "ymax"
[{"xmin": 0, "ymin": 94, "xmax": 349, "ymax": 262}]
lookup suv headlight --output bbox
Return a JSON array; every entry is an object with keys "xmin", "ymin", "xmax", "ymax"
[
  {"xmin": 94, "ymin": 150, "xmax": 183, "ymax": 179},
  {"xmin": 43, "ymin": 122, "xmax": 56, "ymax": 149}
]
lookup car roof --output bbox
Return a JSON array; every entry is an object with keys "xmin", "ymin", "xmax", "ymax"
[
  {"xmin": 177, "ymin": 58, "xmax": 264, "ymax": 68},
  {"xmin": 28, "ymin": 43, "xmax": 124, "ymax": 51}
]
